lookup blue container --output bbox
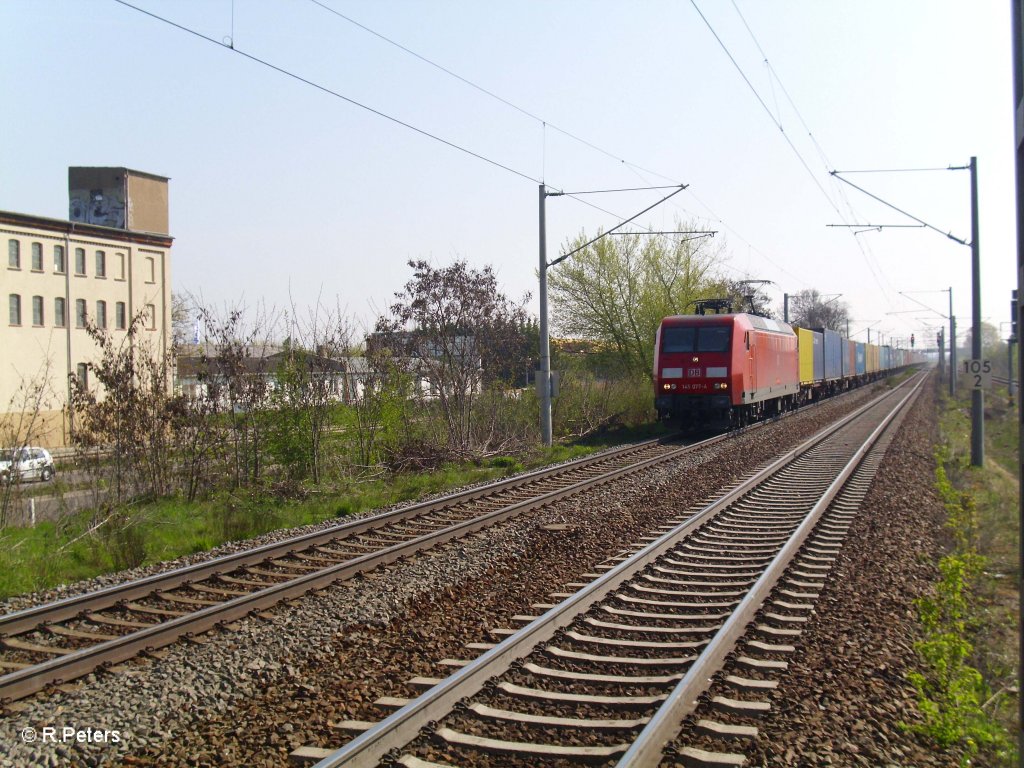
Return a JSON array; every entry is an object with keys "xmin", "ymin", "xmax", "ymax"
[
  {"xmin": 815, "ymin": 328, "xmax": 843, "ymax": 381},
  {"xmin": 880, "ymin": 345, "xmax": 891, "ymax": 371},
  {"xmin": 842, "ymin": 339, "xmax": 856, "ymax": 378},
  {"xmin": 855, "ymin": 342, "xmax": 866, "ymax": 376}
]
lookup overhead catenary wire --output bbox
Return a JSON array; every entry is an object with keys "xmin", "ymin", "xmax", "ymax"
[
  {"xmin": 721, "ymin": 0, "xmax": 898, "ymax": 303},
  {"xmin": 690, "ymin": 0, "xmax": 838, "ymax": 211},
  {"xmin": 834, "ymin": 167, "xmax": 963, "ymax": 174},
  {"xmin": 305, "ymin": 0, "xmax": 687, "ymax": 186},
  {"xmin": 306, "ymin": 0, "xmax": 804, "ymax": 286},
  {"xmin": 829, "ymin": 171, "xmax": 969, "ymax": 246},
  {"xmin": 117, "ymin": 0, "xmax": 848, "ymax": 306},
  {"xmin": 549, "ymin": 185, "xmax": 688, "ymax": 267},
  {"xmin": 112, "ymin": 0, "xmax": 541, "ymax": 185}
]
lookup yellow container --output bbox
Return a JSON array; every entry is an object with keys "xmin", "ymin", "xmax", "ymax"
[
  {"xmin": 797, "ymin": 327, "xmax": 822, "ymax": 384},
  {"xmin": 865, "ymin": 343, "xmax": 879, "ymax": 373}
]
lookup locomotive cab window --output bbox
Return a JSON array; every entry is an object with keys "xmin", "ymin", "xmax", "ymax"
[
  {"xmin": 697, "ymin": 326, "xmax": 731, "ymax": 352},
  {"xmin": 661, "ymin": 326, "xmax": 696, "ymax": 353},
  {"xmin": 661, "ymin": 325, "xmax": 731, "ymax": 354}
]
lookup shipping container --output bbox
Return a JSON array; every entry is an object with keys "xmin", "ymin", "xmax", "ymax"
[
  {"xmin": 842, "ymin": 339, "xmax": 856, "ymax": 378},
  {"xmin": 814, "ymin": 328, "xmax": 843, "ymax": 381},
  {"xmin": 855, "ymin": 342, "xmax": 866, "ymax": 376},
  {"xmin": 797, "ymin": 328, "xmax": 824, "ymax": 384},
  {"xmin": 866, "ymin": 343, "xmax": 879, "ymax": 374}
]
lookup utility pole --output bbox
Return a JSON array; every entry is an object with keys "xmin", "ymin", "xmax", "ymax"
[
  {"xmin": 970, "ymin": 157, "xmax": 983, "ymax": 467},
  {"xmin": 1010, "ymin": 289, "xmax": 1018, "ymax": 407},
  {"xmin": 1011, "ymin": 4, "xmax": 1024, "ymax": 756},
  {"xmin": 949, "ymin": 288, "xmax": 956, "ymax": 396},
  {"xmin": 536, "ymin": 182, "xmax": 687, "ymax": 447},
  {"xmin": 1010, "ymin": 337, "xmax": 1016, "ymax": 407},
  {"xmin": 783, "ymin": 293, "xmax": 789, "ymax": 323},
  {"xmin": 951, "ymin": 314, "xmax": 957, "ymax": 396},
  {"xmin": 937, "ymin": 327, "xmax": 945, "ymax": 380},
  {"xmin": 538, "ymin": 184, "xmax": 552, "ymax": 446}
]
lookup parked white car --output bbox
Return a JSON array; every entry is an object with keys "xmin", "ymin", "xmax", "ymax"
[{"xmin": 0, "ymin": 447, "xmax": 56, "ymax": 484}]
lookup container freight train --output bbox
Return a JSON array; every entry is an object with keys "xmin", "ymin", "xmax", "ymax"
[{"xmin": 653, "ymin": 312, "xmax": 921, "ymax": 428}]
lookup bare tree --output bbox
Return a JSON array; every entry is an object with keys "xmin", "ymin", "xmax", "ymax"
[
  {"xmin": 69, "ymin": 314, "xmax": 176, "ymax": 504},
  {"xmin": 0, "ymin": 360, "xmax": 55, "ymax": 528},
  {"xmin": 722, "ymin": 279, "xmax": 775, "ymax": 318},
  {"xmin": 373, "ymin": 260, "xmax": 531, "ymax": 458},
  {"xmin": 276, "ymin": 301, "xmax": 359, "ymax": 485},
  {"xmin": 194, "ymin": 303, "xmax": 279, "ymax": 489},
  {"xmin": 347, "ymin": 342, "xmax": 412, "ymax": 473},
  {"xmin": 171, "ymin": 291, "xmax": 197, "ymax": 353},
  {"xmin": 789, "ymin": 289, "xmax": 851, "ymax": 332}
]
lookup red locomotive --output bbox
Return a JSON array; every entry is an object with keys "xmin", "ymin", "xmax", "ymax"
[{"xmin": 653, "ymin": 312, "xmax": 800, "ymax": 427}]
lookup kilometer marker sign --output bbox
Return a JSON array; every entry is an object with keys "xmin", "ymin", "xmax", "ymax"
[{"xmin": 961, "ymin": 359, "xmax": 992, "ymax": 390}]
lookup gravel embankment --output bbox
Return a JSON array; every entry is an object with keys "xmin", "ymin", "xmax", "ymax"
[
  {"xmin": 740, "ymin": 377, "xmax": 961, "ymax": 767},
  {"xmin": 0, "ymin": 383, "xmax": 929, "ymax": 768}
]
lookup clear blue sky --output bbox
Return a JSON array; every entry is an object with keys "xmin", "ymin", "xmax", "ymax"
[{"xmin": 1, "ymin": 1, "xmax": 1014, "ymax": 347}]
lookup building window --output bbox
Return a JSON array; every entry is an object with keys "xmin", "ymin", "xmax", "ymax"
[
  {"xmin": 75, "ymin": 299, "xmax": 87, "ymax": 328},
  {"xmin": 32, "ymin": 296, "xmax": 44, "ymax": 326},
  {"xmin": 31, "ymin": 242, "xmax": 43, "ymax": 271},
  {"xmin": 145, "ymin": 256, "xmax": 156, "ymax": 283},
  {"xmin": 75, "ymin": 248, "xmax": 86, "ymax": 275},
  {"xmin": 115, "ymin": 301, "xmax": 126, "ymax": 330},
  {"xmin": 8, "ymin": 240, "xmax": 20, "ymax": 269},
  {"xmin": 96, "ymin": 300, "xmax": 107, "ymax": 329},
  {"xmin": 115, "ymin": 252, "xmax": 125, "ymax": 280},
  {"xmin": 76, "ymin": 363, "xmax": 89, "ymax": 389},
  {"xmin": 55, "ymin": 297, "xmax": 66, "ymax": 328},
  {"xmin": 146, "ymin": 303, "xmax": 156, "ymax": 330},
  {"xmin": 9, "ymin": 294, "xmax": 21, "ymax": 325},
  {"xmin": 95, "ymin": 250, "xmax": 106, "ymax": 278},
  {"xmin": 54, "ymin": 244, "xmax": 66, "ymax": 273}
]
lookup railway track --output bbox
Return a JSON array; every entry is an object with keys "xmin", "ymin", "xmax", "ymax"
[
  {"xmin": 0, "ymin": 428, "xmax": 743, "ymax": 705},
  {"xmin": 297, "ymin": 372, "xmax": 924, "ymax": 768}
]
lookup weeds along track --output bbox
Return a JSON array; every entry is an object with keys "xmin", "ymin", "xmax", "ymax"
[
  {"xmin": 0, "ymin": 430, "xmax": 741, "ymax": 704},
  {"xmin": 297, "ymin": 374, "xmax": 924, "ymax": 768}
]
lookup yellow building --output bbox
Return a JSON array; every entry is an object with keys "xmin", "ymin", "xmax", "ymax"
[{"xmin": 1, "ymin": 168, "xmax": 173, "ymax": 447}]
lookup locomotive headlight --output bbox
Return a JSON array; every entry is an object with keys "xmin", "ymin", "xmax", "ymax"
[{"xmin": 713, "ymin": 382, "xmax": 729, "ymax": 390}]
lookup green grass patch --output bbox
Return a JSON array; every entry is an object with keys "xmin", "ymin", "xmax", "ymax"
[
  {"xmin": 0, "ymin": 428, "xmax": 664, "ymax": 602},
  {"xmin": 910, "ymin": 383, "xmax": 1020, "ymax": 766}
]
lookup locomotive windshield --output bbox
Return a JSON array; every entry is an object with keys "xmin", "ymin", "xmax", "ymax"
[{"xmin": 661, "ymin": 325, "xmax": 731, "ymax": 354}]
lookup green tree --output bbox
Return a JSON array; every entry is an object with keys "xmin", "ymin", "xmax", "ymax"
[{"xmin": 547, "ymin": 225, "xmax": 723, "ymax": 380}]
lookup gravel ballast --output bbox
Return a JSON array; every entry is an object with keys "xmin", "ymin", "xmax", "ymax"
[
  {"xmin": 0, "ymin": 381, "xmax": 955, "ymax": 767},
  {"xmin": 740, "ymin": 377, "xmax": 962, "ymax": 767}
]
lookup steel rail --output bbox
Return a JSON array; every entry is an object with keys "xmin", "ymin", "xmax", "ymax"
[
  {"xmin": 616, "ymin": 374, "xmax": 925, "ymax": 767},
  {"xmin": 0, "ymin": 433, "xmax": 682, "ymax": 638},
  {"xmin": 310, "ymin": 374, "xmax": 922, "ymax": 768},
  {"xmin": 0, "ymin": 430, "xmax": 735, "ymax": 703}
]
